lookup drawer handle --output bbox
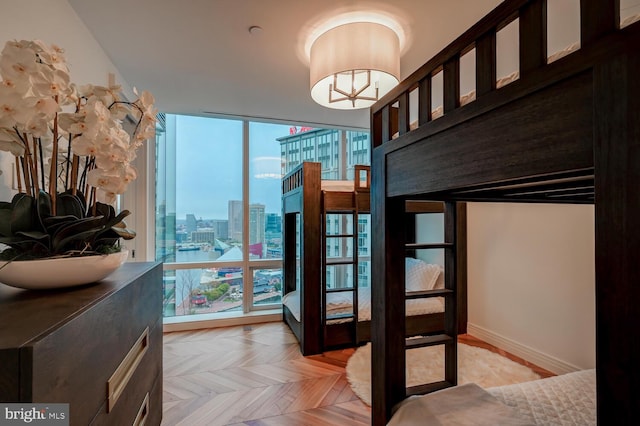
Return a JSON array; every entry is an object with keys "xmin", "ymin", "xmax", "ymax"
[
  {"xmin": 133, "ymin": 392, "xmax": 150, "ymax": 426},
  {"xmin": 107, "ymin": 327, "xmax": 149, "ymax": 412}
]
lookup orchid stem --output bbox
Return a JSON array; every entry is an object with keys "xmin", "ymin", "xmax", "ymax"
[
  {"xmin": 14, "ymin": 156, "xmax": 22, "ymax": 193},
  {"xmin": 49, "ymin": 101, "xmax": 59, "ymax": 215}
]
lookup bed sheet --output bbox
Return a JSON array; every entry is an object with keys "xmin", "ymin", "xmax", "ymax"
[
  {"xmin": 487, "ymin": 369, "xmax": 596, "ymax": 425},
  {"xmin": 282, "ymin": 286, "xmax": 444, "ymax": 324},
  {"xmin": 320, "ymin": 180, "xmax": 355, "ymax": 191}
]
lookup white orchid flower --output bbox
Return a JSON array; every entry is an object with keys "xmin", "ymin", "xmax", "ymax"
[
  {"xmin": 1, "ymin": 76, "xmax": 30, "ymax": 94},
  {"xmin": 94, "ymin": 138, "xmax": 129, "ymax": 171},
  {"xmin": 35, "ymin": 45, "xmax": 69, "ymax": 73},
  {"xmin": 57, "ymin": 112, "xmax": 84, "ymax": 133},
  {"xmin": 70, "ymin": 134, "xmax": 100, "ymax": 157},
  {"xmin": 96, "ymin": 189, "xmax": 117, "ymax": 204},
  {"xmin": 87, "ymin": 167, "xmax": 128, "ymax": 194},
  {"xmin": 0, "ymin": 42, "xmax": 38, "ymax": 81},
  {"xmin": 0, "ymin": 127, "xmax": 24, "ymax": 155},
  {"xmin": 91, "ymin": 84, "xmax": 121, "ymax": 106},
  {"xmin": 23, "ymin": 114, "xmax": 50, "ymax": 138},
  {"xmin": 77, "ymin": 84, "xmax": 95, "ymax": 98},
  {"xmin": 84, "ymin": 98, "xmax": 110, "ymax": 127},
  {"xmin": 20, "ymin": 95, "xmax": 60, "ymax": 120},
  {"xmin": 31, "ymin": 68, "xmax": 71, "ymax": 98},
  {"xmin": 1, "ymin": 39, "xmax": 155, "ymax": 219},
  {"xmin": 109, "ymin": 102, "xmax": 130, "ymax": 120},
  {"xmin": 0, "ymin": 87, "xmax": 28, "ymax": 127}
]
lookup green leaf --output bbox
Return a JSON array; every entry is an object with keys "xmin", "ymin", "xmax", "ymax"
[
  {"xmin": 94, "ymin": 237, "xmax": 120, "ymax": 248},
  {"xmin": 10, "ymin": 193, "xmax": 36, "ymax": 234},
  {"xmin": 15, "ymin": 230, "xmax": 50, "ymax": 241},
  {"xmin": 36, "ymin": 190, "xmax": 52, "ymax": 231},
  {"xmin": 43, "ymin": 215, "xmax": 81, "ymax": 235},
  {"xmin": 51, "ymin": 216, "xmax": 105, "ymax": 252},
  {"xmin": 43, "ymin": 215, "xmax": 80, "ymax": 226},
  {"xmin": 106, "ymin": 209, "xmax": 130, "ymax": 230},
  {"xmin": 0, "ymin": 235, "xmax": 50, "ymax": 255},
  {"xmin": 0, "ymin": 209, "xmax": 11, "ymax": 236},
  {"xmin": 54, "ymin": 228, "xmax": 104, "ymax": 253},
  {"xmin": 112, "ymin": 226, "xmax": 136, "ymax": 240},
  {"xmin": 95, "ymin": 202, "xmax": 115, "ymax": 221},
  {"xmin": 72, "ymin": 190, "xmax": 88, "ymax": 214},
  {"xmin": 56, "ymin": 193, "xmax": 85, "ymax": 219},
  {"xmin": 14, "ymin": 231, "xmax": 51, "ymax": 250}
]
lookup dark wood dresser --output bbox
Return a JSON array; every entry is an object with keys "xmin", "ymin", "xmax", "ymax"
[{"xmin": 0, "ymin": 261, "xmax": 163, "ymax": 426}]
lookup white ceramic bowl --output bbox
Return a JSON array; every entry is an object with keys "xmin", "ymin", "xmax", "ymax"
[{"xmin": 0, "ymin": 250, "xmax": 129, "ymax": 290}]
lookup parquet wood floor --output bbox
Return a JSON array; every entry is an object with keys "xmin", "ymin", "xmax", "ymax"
[{"xmin": 162, "ymin": 322, "xmax": 553, "ymax": 425}]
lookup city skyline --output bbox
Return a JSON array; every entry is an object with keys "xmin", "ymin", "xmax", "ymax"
[{"xmin": 174, "ymin": 116, "xmax": 288, "ymax": 219}]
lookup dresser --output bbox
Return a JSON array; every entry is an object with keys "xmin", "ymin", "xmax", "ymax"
[{"xmin": 0, "ymin": 261, "xmax": 163, "ymax": 426}]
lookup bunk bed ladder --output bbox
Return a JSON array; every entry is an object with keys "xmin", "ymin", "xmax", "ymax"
[
  {"xmin": 321, "ymin": 191, "xmax": 360, "ymax": 347},
  {"xmin": 405, "ymin": 201, "xmax": 458, "ymax": 396}
]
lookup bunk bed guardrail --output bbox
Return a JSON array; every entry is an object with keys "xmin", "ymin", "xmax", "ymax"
[{"xmin": 369, "ymin": 0, "xmax": 640, "ymax": 424}]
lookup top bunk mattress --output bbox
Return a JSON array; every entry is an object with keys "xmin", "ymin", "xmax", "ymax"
[{"xmin": 320, "ymin": 180, "xmax": 355, "ymax": 192}]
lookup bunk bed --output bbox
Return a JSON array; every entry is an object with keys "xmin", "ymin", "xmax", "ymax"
[
  {"xmin": 369, "ymin": 0, "xmax": 640, "ymax": 424},
  {"xmin": 281, "ymin": 162, "xmax": 467, "ymax": 355}
]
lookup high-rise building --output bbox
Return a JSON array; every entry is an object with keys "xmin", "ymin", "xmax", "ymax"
[
  {"xmin": 265, "ymin": 213, "xmax": 281, "ymax": 234},
  {"xmin": 278, "ymin": 128, "xmax": 370, "ymax": 180},
  {"xmin": 186, "ymin": 213, "xmax": 197, "ymax": 234},
  {"xmin": 211, "ymin": 219, "xmax": 228, "ymax": 240},
  {"xmin": 228, "ymin": 202, "xmax": 266, "ymax": 246},
  {"xmin": 249, "ymin": 204, "xmax": 266, "ymax": 245},
  {"xmin": 228, "ymin": 200, "xmax": 243, "ymax": 242},
  {"xmin": 191, "ymin": 230, "xmax": 216, "ymax": 244}
]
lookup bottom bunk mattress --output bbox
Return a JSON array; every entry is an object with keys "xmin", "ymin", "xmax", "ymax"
[
  {"xmin": 282, "ymin": 286, "xmax": 444, "ymax": 324},
  {"xmin": 283, "ymin": 257, "xmax": 445, "ymax": 324},
  {"xmin": 487, "ymin": 369, "xmax": 596, "ymax": 425},
  {"xmin": 388, "ymin": 369, "xmax": 596, "ymax": 425}
]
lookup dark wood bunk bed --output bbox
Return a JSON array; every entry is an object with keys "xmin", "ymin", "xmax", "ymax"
[
  {"xmin": 281, "ymin": 161, "xmax": 467, "ymax": 355},
  {"xmin": 369, "ymin": 0, "xmax": 640, "ymax": 425}
]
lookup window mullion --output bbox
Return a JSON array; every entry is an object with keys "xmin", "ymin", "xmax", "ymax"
[{"xmin": 242, "ymin": 120, "xmax": 252, "ymax": 313}]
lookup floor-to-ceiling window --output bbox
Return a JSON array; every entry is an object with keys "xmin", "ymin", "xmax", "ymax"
[{"xmin": 156, "ymin": 114, "xmax": 370, "ymax": 322}]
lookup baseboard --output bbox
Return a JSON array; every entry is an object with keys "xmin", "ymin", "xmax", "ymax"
[
  {"xmin": 163, "ymin": 310, "xmax": 282, "ymax": 333},
  {"xmin": 466, "ymin": 323, "xmax": 581, "ymax": 375}
]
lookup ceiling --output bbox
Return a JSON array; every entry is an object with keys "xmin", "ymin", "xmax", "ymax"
[{"xmin": 67, "ymin": 0, "xmax": 501, "ymax": 129}]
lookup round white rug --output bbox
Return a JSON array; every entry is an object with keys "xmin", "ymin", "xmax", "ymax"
[{"xmin": 346, "ymin": 342, "xmax": 542, "ymax": 406}]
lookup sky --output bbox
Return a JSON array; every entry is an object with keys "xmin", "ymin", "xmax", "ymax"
[{"xmin": 172, "ymin": 115, "xmax": 289, "ymax": 221}]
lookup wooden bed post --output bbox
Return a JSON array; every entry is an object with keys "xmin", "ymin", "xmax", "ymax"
[
  {"xmin": 282, "ymin": 213, "xmax": 297, "ymax": 296},
  {"xmin": 456, "ymin": 203, "xmax": 468, "ymax": 335},
  {"xmin": 371, "ymin": 149, "xmax": 406, "ymax": 426},
  {"xmin": 593, "ymin": 47, "xmax": 640, "ymax": 423},
  {"xmin": 295, "ymin": 163, "xmax": 323, "ymax": 356}
]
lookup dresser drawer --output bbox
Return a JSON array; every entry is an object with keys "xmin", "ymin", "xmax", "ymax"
[
  {"xmin": 26, "ymin": 264, "xmax": 162, "ymax": 425},
  {"xmin": 89, "ymin": 319, "xmax": 162, "ymax": 425}
]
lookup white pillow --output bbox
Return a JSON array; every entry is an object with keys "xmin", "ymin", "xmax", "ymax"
[
  {"xmin": 405, "ymin": 258, "xmax": 441, "ymax": 292},
  {"xmin": 433, "ymin": 265, "xmax": 445, "ymax": 289}
]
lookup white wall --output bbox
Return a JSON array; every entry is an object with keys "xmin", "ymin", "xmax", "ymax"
[
  {"xmin": 0, "ymin": 0, "xmax": 131, "ymax": 200},
  {"xmin": 415, "ymin": 213, "xmax": 444, "ymax": 266},
  {"xmin": 467, "ymin": 203, "xmax": 595, "ymax": 373}
]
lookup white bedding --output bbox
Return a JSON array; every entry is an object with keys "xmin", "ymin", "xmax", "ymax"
[
  {"xmin": 389, "ymin": 369, "xmax": 596, "ymax": 425},
  {"xmin": 487, "ymin": 369, "xmax": 596, "ymax": 425},
  {"xmin": 282, "ymin": 286, "xmax": 444, "ymax": 324},
  {"xmin": 621, "ymin": 13, "xmax": 640, "ymax": 28},
  {"xmin": 320, "ymin": 180, "xmax": 355, "ymax": 192}
]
